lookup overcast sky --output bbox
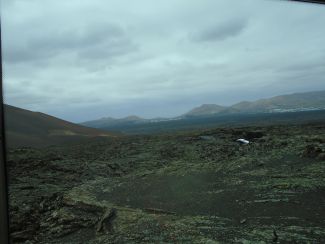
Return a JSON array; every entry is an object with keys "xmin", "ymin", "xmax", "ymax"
[{"xmin": 1, "ymin": 0, "xmax": 325, "ymax": 122}]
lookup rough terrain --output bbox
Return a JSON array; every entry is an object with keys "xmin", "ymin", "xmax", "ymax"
[{"xmin": 7, "ymin": 123, "xmax": 325, "ymax": 243}]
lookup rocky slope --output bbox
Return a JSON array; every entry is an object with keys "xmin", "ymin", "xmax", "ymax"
[{"xmin": 4, "ymin": 105, "xmax": 116, "ymax": 148}]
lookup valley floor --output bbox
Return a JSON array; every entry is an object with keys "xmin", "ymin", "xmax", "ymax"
[{"xmin": 7, "ymin": 123, "xmax": 325, "ymax": 243}]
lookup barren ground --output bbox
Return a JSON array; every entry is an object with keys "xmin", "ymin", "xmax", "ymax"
[{"xmin": 7, "ymin": 123, "xmax": 325, "ymax": 243}]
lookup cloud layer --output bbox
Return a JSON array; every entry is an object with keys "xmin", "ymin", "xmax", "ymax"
[{"xmin": 2, "ymin": 0, "xmax": 325, "ymax": 122}]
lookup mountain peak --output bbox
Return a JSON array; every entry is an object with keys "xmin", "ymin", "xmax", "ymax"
[
  {"xmin": 184, "ymin": 104, "xmax": 226, "ymax": 116},
  {"xmin": 122, "ymin": 115, "xmax": 143, "ymax": 121}
]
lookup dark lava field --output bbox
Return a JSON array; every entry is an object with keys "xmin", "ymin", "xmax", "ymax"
[{"xmin": 7, "ymin": 123, "xmax": 325, "ymax": 243}]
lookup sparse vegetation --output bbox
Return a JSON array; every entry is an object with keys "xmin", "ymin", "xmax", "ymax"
[{"xmin": 7, "ymin": 123, "xmax": 325, "ymax": 243}]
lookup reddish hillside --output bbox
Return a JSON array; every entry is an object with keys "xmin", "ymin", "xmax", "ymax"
[{"xmin": 4, "ymin": 105, "xmax": 118, "ymax": 148}]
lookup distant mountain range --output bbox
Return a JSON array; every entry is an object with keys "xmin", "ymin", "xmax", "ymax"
[
  {"xmin": 4, "ymin": 105, "xmax": 116, "ymax": 148},
  {"xmin": 81, "ymin": 115, "xmax": 145, "ymax": 128},
  {"xmin": 4, "ymin": 90, "xmax": 325, "ymax": 147},
  {"xmin": 82, "ymin": 90, "xmax": 325, "ymax": 128},
  {"xmin": 184, "ymin": 90, "xmax": 325, "ymax": 116}
]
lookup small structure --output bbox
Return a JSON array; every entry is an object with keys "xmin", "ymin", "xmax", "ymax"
[{"xmin": 236, "ymin": 138, "xmax": 250, "ymax": 145}]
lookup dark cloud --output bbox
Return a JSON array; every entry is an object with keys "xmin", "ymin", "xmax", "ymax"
[
  {"xmin": 3, "ymin": 22, "xmax": 137, "ymax": 64},
  {"xmin": 32, "ymin": 23, "xmax": 125, "ymax": 50},
  {"xmin": 190, "ymin": 18, "xmax": 248, "ymax": 42},
  {"xmin": 77, "ymin": 38, "xmax": 138, "ymax": 60},
  {"xmin": 3, "ymin": 48, "xmax": 57, "ymax": 63}
]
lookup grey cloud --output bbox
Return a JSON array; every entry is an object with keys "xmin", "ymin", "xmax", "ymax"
[
  {"xmin": 3, "ymin": 48, "xmax": 57, "ymax": 63},
  {"xmin": 3, "ymin": 22, "xmax": 137, "ymax": 64},
  {"xmin": 190, "ymin": 18, "xmax": 248, "ymax": 42},
  {"xmin": 4, "ymin": 84, "xmax": 53, "ymax": 106},
  {"xmin": 276, "ymin": 59, "xmax": 325, "ymax": 73},
  {"xmin": 31, "ymin": 23, "xmax": 124, "ymax": 50},
  {"xmin": 77, "ymin": 38, "xmax": 138, "ymax": 60},
  {"xmin": 5, "ymin": 93, "xmax": 51, "ymax": 106},
  {"xmin": 3, "ymin": 80, "xmax": 103, "ymax": 110},
  {"xmin": 2, "ymin": 0, "xmax": 325, "ymax": 122}
]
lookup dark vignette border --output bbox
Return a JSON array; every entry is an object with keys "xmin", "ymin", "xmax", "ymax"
[
  {"xmin": 289, "ymin": 0, "xmax": 325, "ymax": 4},
  {"xmin": 0, "ymin": 0, "xmax": 324, "ymax": 244},
  {"xmin": 0, "ymin": 21, "xmax": 9, "ymax": 244}
]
